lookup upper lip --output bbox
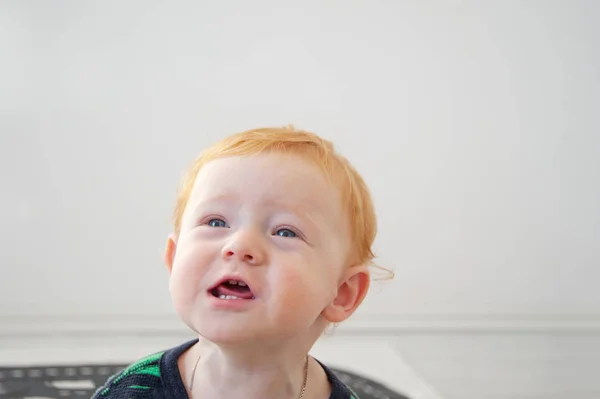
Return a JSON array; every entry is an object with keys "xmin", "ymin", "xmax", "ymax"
[{"xmin": 208, "ymin": 274, "xmax": 255, "ymax": 294}]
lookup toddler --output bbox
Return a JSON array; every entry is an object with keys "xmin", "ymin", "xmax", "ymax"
[{"xmin": 93, "ymin": 126, "xmax": 384, "ymax": 399}]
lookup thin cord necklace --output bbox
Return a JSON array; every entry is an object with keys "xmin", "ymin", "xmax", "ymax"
[{"xmin": 188, "ymin": 353, "xmax": 309, "ymax": 399}]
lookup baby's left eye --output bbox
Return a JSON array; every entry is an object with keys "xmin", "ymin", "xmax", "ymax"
[{"xmin": 275, "ymin": 228, "xmax": 297, "ymax": 238}]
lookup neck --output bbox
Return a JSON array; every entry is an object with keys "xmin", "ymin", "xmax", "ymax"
[{"xmin": 188, "ymin": 336, "xmax": 313, "ymax": 399}]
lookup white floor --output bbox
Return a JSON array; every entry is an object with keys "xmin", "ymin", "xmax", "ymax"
[
  {"xmin": 394, "ymin": 333, "xmax": 600, "ymax": 399},
  {"xmin": 2, "ymin": 333, "xmax": 598, "ymax": 399},
  {"xmin": 0, "ymin": 333, "xmax": 444, "ymax": 399}
]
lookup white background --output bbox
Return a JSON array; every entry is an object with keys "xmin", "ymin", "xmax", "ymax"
[{"xmin": 1, "ymin": 0, "xmax": 599, "ymax": 334}]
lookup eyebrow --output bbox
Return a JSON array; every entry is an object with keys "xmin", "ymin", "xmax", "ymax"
[
  {"xmin": 188, "ymin": 193, "xmax": 239, "ymax": 216},
  {"xmin": 196, "ymin": 192, "xmax": 240, "ymax": 205},
  {"xmin": 191, "ymin": 193, "xmax": 323, "ymax": 227},
  {"xmin": 195, "ymin": 192, "xmax": 315, "ymax": 210}
]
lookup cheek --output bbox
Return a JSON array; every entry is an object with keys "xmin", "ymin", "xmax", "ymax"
[
  {"xmin": 274, "ymin": 261, "xmax": 335, "ymax": 311},
  {"xmin": 169, "ymin": 242, "xmax": 217, "ymax": 301}
]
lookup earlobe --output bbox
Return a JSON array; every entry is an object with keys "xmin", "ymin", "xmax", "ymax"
[
  {"xmin": 164, "ymin": 233, "xmax": 178, "ymax": 275},
  {"xmin": 322, "ymin": 266, "xmax": 371, "ymax": 323}
]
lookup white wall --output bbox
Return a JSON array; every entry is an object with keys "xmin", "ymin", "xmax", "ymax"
[{"xmin": 1, "ymin": 0, "xmax": 599, "ymax": 334}]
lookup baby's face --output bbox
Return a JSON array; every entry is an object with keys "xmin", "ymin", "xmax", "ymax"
[{"xmin": 168, "ymin": 153, "xmax": 351, "ymax": 343}]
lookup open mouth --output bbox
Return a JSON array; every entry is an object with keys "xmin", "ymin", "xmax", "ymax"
[{"xmin": 210, "ymin": 279, "xmax": 255, "ymax": 300}]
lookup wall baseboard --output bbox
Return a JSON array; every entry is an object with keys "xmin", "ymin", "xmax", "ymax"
[{"xmin": 2, "ymin": 313, "xmax": 600, "ymax": 336}]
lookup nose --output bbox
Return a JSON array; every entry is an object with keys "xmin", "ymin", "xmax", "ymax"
[{"xmin": 221, "ymin": 230, "xmax": 266, "ymax": 265}]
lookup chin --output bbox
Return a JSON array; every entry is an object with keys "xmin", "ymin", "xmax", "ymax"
[{"xmin": 197, "ymin": 326, "xmax": 264, "ymax": 345}]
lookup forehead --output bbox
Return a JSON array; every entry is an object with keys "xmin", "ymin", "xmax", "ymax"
[{"xmin": 189, "ymin": 153, "xmax": 342, "ymax": 214}]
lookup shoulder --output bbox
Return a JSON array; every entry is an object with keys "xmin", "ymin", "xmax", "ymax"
[
  {"xmin": 92, "ymin": 351, "xmax": 165, "ymax": 398},
  {"xmin": 93, "ymin": 339, "xmax": 198, "ymax": 399},
  {"xmin": 317, "ymin": 359, "xmax": 361, "ymax": 399}
]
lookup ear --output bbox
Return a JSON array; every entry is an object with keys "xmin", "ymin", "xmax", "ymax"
[
  {"xmin": 164, "ymin": 233, "xmax": 178, "ymax": 275},
  {"xmin": 322, "ymin": 265, "xmax": 370, "ymax": 323}
]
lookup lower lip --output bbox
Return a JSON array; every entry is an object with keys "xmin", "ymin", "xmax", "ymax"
[{"xmin": 207, "ymin": 293, "xmax": 256, "ymax": 310}]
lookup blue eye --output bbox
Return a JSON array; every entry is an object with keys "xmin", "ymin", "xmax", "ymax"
[
  {"xmin": 275, "ymin": 228, "xmax": 297, "ymax": 238},
  {"xmin": 207, "ymin": 218, "xmax": 228, "ymax": 228}
]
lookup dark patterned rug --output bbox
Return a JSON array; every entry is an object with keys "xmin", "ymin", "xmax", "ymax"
[{"xmin": 0, "ymin": 364, "xmax": 408, "ymax": 399}]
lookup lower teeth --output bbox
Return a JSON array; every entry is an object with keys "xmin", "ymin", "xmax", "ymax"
[{"xmin": 219, "ymin": 295, "xmax": 240, "ymax": 300}]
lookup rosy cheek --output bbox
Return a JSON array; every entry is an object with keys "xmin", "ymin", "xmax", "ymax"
[
  {"xmin": 281, "ymin": 266, "xmax": 314, "ymax": 296},
  {"xmin": 177, "ymin": 238, "xmax": 215, "ymax": 266}
]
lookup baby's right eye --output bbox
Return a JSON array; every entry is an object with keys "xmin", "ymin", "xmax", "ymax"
[{"xmin": 207, "ymin": 218, "xmax": 228, "ymax": 228}]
